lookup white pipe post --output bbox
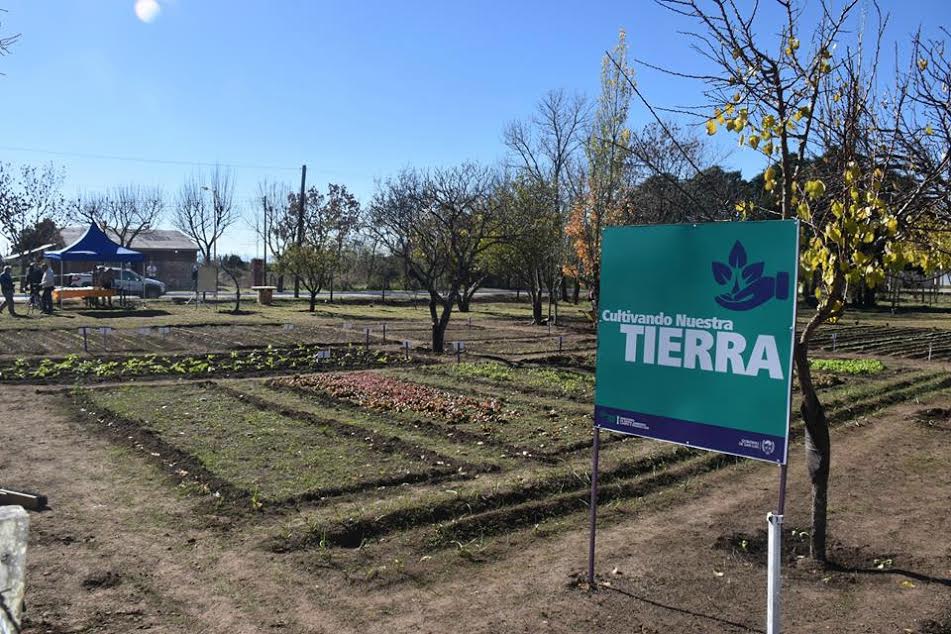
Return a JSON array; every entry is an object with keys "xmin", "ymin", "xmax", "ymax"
[
  {"xmin": 832, "ymin": 332, "xmax": 837, "ymax": 352},
  {"xmin": 928, "ymin": 342, "xmax": 933, "ymax": 361},
  {"xmin": 767, "ymin": 463, "xmax": 788, "ymax": 634},
  {"xmin": 766, "ymin": 512, "xmax": 783, "ymax": 634}
]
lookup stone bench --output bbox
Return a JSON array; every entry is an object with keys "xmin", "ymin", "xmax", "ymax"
[{"xmin": 250, "ymin": 286, "xmax": 277, "ymax": 305}]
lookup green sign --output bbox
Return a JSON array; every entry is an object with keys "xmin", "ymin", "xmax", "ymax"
[{"xmin": 594, "ymin": 220, "xmax": 799, "ymax": 463}]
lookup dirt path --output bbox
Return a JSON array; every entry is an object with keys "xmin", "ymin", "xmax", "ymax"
[{"xmin": 2, "ymin": 385, "xmax": 949, "ymax": 633}]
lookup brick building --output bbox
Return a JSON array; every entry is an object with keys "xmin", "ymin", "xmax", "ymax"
[{"xmin": 57, "ymin": 227, "xmax": 199, "ymax": 291}]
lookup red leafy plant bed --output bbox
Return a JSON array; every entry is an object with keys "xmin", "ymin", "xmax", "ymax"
[{"xmin": 276, "ymin": 372, "xmax": 514, "ymax": 425}]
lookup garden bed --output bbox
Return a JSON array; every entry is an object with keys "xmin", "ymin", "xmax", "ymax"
[
  {"xmin": 77, "ymin": 382, "xmax": 458, "ymax": 505},
  {"xmin": 0, "ymin": 345, "xmax": 418, "ymax": 383},
  {"xmin": 271, "ymin": 370, "xmax": 596, "ymax": 457}
]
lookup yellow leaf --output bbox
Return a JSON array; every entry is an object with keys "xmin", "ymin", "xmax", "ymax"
[
  {"xmin": 805, "ymin": 179, "xmax": 826, "ymax": 200},
  {"xmin": 844, "ymin": 161, "xmax": 860, "ymax": 185},
  {"xmin": 748, "ymin": 134, "xmax": 760, "ymax": 149},
  {"xmin": 925, "ymin": 124, "xmax": 934, "ymax": 136},
  {"xmin": 788, "ymin": 37, "xmax": 800, "ymax": 51},
  {"xmin": 833, "ymin": 91, "xmax": 841, "ymax": 102},
  {"xmin": 706, "ymin": 119, "xmax": 718, "ymax": 135},
  {"xmin": 918, "ymin": 58, "xmax": 928, "ymax": 72}
]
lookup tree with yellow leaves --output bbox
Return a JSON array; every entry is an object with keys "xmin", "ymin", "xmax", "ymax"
[
  {"xmin": 565, "ymin": 30, "xmax": 634, "ymax": 311},
  {"xmin": 657, "ymin": 0, "xmax": 951, "ymax": 562}
]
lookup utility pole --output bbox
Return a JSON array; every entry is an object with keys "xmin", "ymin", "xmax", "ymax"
[
  {"xmin": 261, "ymin": 195, "xmax": 268, "ymax": 284},
  {"xmin": 294, "ymin": 164, "xmax": 307, "ymax": 298}
]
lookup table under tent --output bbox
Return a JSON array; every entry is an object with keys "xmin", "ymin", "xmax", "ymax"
[{"xmin": 43, "ymin": 223, "xmax": 144, "ymax": 306}]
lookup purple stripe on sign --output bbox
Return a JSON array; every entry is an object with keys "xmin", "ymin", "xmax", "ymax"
[{"xmin": 594, "ymin": 405, "xmax": 787, "ymax": 464}]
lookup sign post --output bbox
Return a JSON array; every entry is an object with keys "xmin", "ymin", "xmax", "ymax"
[
  {"xmin": 451, "ymin": 341, "xmax": 465, "ymax": 363},
  {"xmin": 591, "ymin": 220, "xmax": 799, "ymax": 633}
]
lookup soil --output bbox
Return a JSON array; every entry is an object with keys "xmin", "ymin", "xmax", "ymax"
[{"xmin": 2, "ymin": 383, "xmax": 949, "ymax": 633}]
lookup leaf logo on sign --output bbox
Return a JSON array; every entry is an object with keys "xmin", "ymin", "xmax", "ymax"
[{"xmin": 712, "ymin": 241, "xmax": 789, "ymax": 311}]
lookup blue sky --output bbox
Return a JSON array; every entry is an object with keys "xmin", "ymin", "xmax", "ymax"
[{"xmin": 0, "ymin": 1, "xmax": 946, "ymax": 256}]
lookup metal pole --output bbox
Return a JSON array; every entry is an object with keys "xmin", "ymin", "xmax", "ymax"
[
  {"xmin": 559, "ymin": 335, "xmax": 563, "ymax": 352},
  {"xmin": 382, "ymin": 323, "xmax": 386, "ymax": 343},
  {"xmin": 587, "ymin": 426, "xmax": 601, "ymax": 588},
  {"xmin": 294, "ymin": 164, "xmax": 307, "ymax": 298},
  {"xmin": 767, "ymin": 463, "xmax": 788, "ymax": 634},
  {"xmin": 262, "ymin": 195, "xmax": 268, "ymax": 284},
  {"xmin": 928, "ymin": 342, "xmax": 933, "ymax": 361},
  {"xmin": 832, "ymin": 332, "xmax": 837, "ymax": 352}
]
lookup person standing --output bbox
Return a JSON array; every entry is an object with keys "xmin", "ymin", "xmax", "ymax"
[
  {"xmin": 100, "ymin": 266, "xmax": 115, "ymax": 308},
  {"xmin": 0, "ymin": 265, "xmax": 17, "ymax": 316},
  {"xmin": 27, "ymin": 262, "xmax": 43, "ymax": 311},
  {"xmin": 20, "ymin": 263, "xmax": 33, "ymax": 293},
  {"xmin": 41, "ymin": 261, "xmax": 55, "ymax": 314}
]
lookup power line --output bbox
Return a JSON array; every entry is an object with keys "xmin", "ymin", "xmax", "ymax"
[{"xmin": 0, "ymin": 144, "xmax": 301, "ymax": 172}]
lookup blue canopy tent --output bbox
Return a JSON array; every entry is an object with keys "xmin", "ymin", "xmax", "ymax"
[{"xmin": 44, "ymin": 224, "xmax": 143, "ymax": 304}]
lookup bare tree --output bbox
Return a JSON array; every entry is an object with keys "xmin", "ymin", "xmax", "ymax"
[
  {"xmin": 173, "ymin": 167, "xmax": 238, "ymax": 263},
  {"xmin": 0, "ymin": 162, "xmax": 64, "ymax": 256},
  {"xmin": 0, "ymin": 8, "xmax": 20, "ymax": 66},
  {"xmin": 368, "ymin": 163, "xmax": 503, "ymax": 352},
  {"xmin": 252, "ymin": 180, "xmax": 294, "ymax": 263},
  {"xmin": 69, "ymin": 185, "xmax": 164, "ymax": 247},
  {"xmin": 504, "ymin": 89, "xmax": 588, "ymax": 320}
]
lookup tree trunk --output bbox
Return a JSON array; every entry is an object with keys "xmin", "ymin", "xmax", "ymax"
[
  {"xmin": 794, "ymin": 341, "xmax": 830, "ymax": 562},
  {"xmin": 457, "ymin": 277, "xmax": 484, "ymax": 313},
  {"xmin": 572, "ymin": 278, "xmax": 580, "ymax": 305},
  {"xmin": 531, "ymin": 292, "xmax": 544, "ymax": 325},
  {"xmin": 429, "ymin": 294, "xmax": 453, "ymax": 353},
  {"xmin": 276, "ymin": 275, "xmax": 285, "ymax": 293},
  {"xmin": 329, "ymin": 276, "xmax": 334, "ymax": 303},
  {"xmin": 309, "ymin": 291, "xmax": 317, "ymax": 312},
  {"xmin": 560, "ymin": 277, "xmax": 569, "ymax": 303}
]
